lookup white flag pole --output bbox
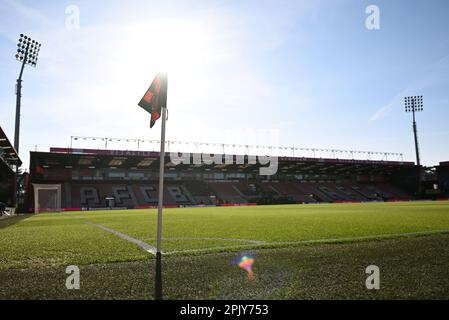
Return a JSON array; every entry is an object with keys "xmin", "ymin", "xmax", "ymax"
[
  {"xmin": 153, "ymin": 73, "xmax": 167, "ymax": 300},
  {"xmin": 156, "ymin": 105, "xmax": 167, "ymax": 255}
]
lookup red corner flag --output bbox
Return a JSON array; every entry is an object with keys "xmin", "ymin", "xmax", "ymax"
[{"xmin": 138, "ymin": 73, "xmax": 168, "ymax": 128}]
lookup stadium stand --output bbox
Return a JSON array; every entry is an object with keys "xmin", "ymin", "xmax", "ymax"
[
  {"xmin": 437, "ymin": 162, "xmax": 449, "ymax": 197},
  {"xmin": 0, "ymin": 126, "xmax": 21, "ymax": 210},
  {"xmin": 183, "ymin": 180, "xmax": 215, "ymax": 204},
  {"xmin": 208, "ymin": 182, "xmax": 248, "ymax": 204},
  {"xmin": 26, "ymin": 147, "xmax": 420, "ymax": 212},
  {"xmin": 350, "ymin": 184, "xmax": 382, "ymax": 201}
]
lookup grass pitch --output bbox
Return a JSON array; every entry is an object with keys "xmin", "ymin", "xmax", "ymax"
[{"xmin": 1, "ymin": 201, "xmax": 449, "ymax": 299}]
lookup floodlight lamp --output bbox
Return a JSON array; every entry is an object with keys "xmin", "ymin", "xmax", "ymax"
[{"xmin": 15, "ymin": 34, "xmax": 41, "ymax": 66}]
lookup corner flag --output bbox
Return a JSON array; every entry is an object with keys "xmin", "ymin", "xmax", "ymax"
[
  {"xmin": 138, "ymin": 73, "xmax": 168, "ymax": 128},
  {"xmin": 138, "ymin": 73, "xmax": 168, "ymax": 300}
]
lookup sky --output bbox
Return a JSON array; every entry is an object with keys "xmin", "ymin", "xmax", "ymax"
[{"xmin": 0, "ymin": 0, "xmax": 448, "ymax": 170}]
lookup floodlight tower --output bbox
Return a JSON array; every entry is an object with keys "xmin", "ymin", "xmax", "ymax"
[
  {"xmin": 405, "ymin": 96, "xmax": 424, "ymax": 197},
  {"xmin": 14, "ymin": 34, "xmax": 41, "ymax": 153},
  {"xmin": 13, "ymin": 34, "xmax": 41, "ymax": 209},
  {"xmin": 404, "ymin": 96, "xmax": 423, "ymax": 166}
]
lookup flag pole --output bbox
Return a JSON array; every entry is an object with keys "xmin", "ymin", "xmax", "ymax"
[
  {"xmin": 138, "ymin": 72, "xmax": 167, "ymax": 300},
  {"xmin": 157, "ymin": 104, "xmax": 167, "ymax": 255},
  {"xmin": 155, "ymin": 86, "xmax": 167, "ymax": 301}
]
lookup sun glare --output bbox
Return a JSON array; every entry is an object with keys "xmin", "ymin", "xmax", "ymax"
[{"xmin": 123, "ymin": 19, "xmax": 213, "ymax": 81}]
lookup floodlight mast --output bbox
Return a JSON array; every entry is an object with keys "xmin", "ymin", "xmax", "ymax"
[
  {"xmin": 404, "ymin": 96, "xmax": 423, "ymax": 167},
  {"xmin": 405, "ymin": 96, "xmax": 424, "ymax": 197},
  {"xmin": 14, "ymin": 34, "xmax": 41, "ymax": 152},
  {"xmin": 13, "ymin": 34, "xmax": 41, "ymax": 209}
]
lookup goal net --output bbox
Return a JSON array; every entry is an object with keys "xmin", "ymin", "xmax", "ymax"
[{"xmin": 32, "ymin": 184, "xmax": 62, "ymax": 213}]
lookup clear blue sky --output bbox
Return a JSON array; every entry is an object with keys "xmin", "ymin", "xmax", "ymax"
[{"xmin": 1, "ymin": 0, "xmax": 448, "ymax": 169}]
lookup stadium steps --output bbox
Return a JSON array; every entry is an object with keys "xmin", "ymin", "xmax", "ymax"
[
  {"xmin": 208, "ymin": 182, "xmax": 247, "ymax": 204},
  {"xmin": 268, "ymin": 182, "xmax": 317, "ymax": 203},
  {"xmin": 296, "ymin": 183, "xmax": 333, "ymax": 203},
  {"xmin": 351, "ymin": 185, "xmax": 383, "ymax": 201},
  {"xmin": 338, "ymin": 183, "xmax": 369, "ymax": 201},
  {"xmin": 231, "ymin": 185, "xmax": 246, "ymax": 197},
  {"xmin": 185, "ymin": 182, "xmax": 215, "ymax": 205},
  {"xmin": 285, "ymin": 182, "xmax": 319, "ymax": 203},
  {"xmin": 179, "ymin": 185, "xmax": 197, "ymax": 204},
  {"xmin": 318, "ymin": 186, "xmax": 341, "ymax": 201},
  {"xmin": 257, "ymin": 182, "xmax": 282, "ymax": 196},
  {"xmin": 324, "ymin": 183, "xmax": 356, "ymax": 201},
  {"xmin": 377, "ymin": 183, "xmax": 412, "ymax": 200}
]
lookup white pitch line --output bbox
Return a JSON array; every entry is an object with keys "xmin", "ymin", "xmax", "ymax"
[
  {"xmin": 66, "ymin": 213, "xmax": 449, "ymax": 256},
  {"xmin": 273, "ymin": 229, "xmax": 449, "ymax": 247},
  {"xmin": 165, "ymin": 229, "xmax": 449, "ymax": 254},
  {"xmin": 166, "ymin": 244, "xmax": 263, "ymax": 255},
  {"xmin": 70, "ymin": 216, "xmax": 158, "ymax": 254},
  {"xmin": 142, "ymin": 237, "xmax": 268, "ymax": 245}
]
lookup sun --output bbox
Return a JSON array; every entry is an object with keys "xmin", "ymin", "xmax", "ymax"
[{"xmin": 121, "ymin": 18, "xmax": 214, "ymax": 82}]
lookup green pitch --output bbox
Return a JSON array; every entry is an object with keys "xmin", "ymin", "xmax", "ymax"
[
  {"xmin": 1, "ymin": 201, "xmax": 449, "ymax": 269},
  {"xmin": 1, "ymin": 201, "xmax": 449, "ymax": 299}
]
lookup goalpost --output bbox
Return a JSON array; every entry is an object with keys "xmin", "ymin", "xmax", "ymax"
[{"xmin": 32, "ymin": 184, "xmax": 62, "ymax": 213}]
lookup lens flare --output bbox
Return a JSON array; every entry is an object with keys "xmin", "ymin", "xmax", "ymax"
[{"xmin": 235, "ymin": 252, "xmax": 255, "ymax": 281}]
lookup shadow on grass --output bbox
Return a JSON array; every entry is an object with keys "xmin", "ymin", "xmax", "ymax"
[
  {"xmin": 0, "ymin": 214, "xmax": 33, "ymax": 230},
  {"xmin": 1, "ymin": 234, "xmax": 449, "ymax": 299}
]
